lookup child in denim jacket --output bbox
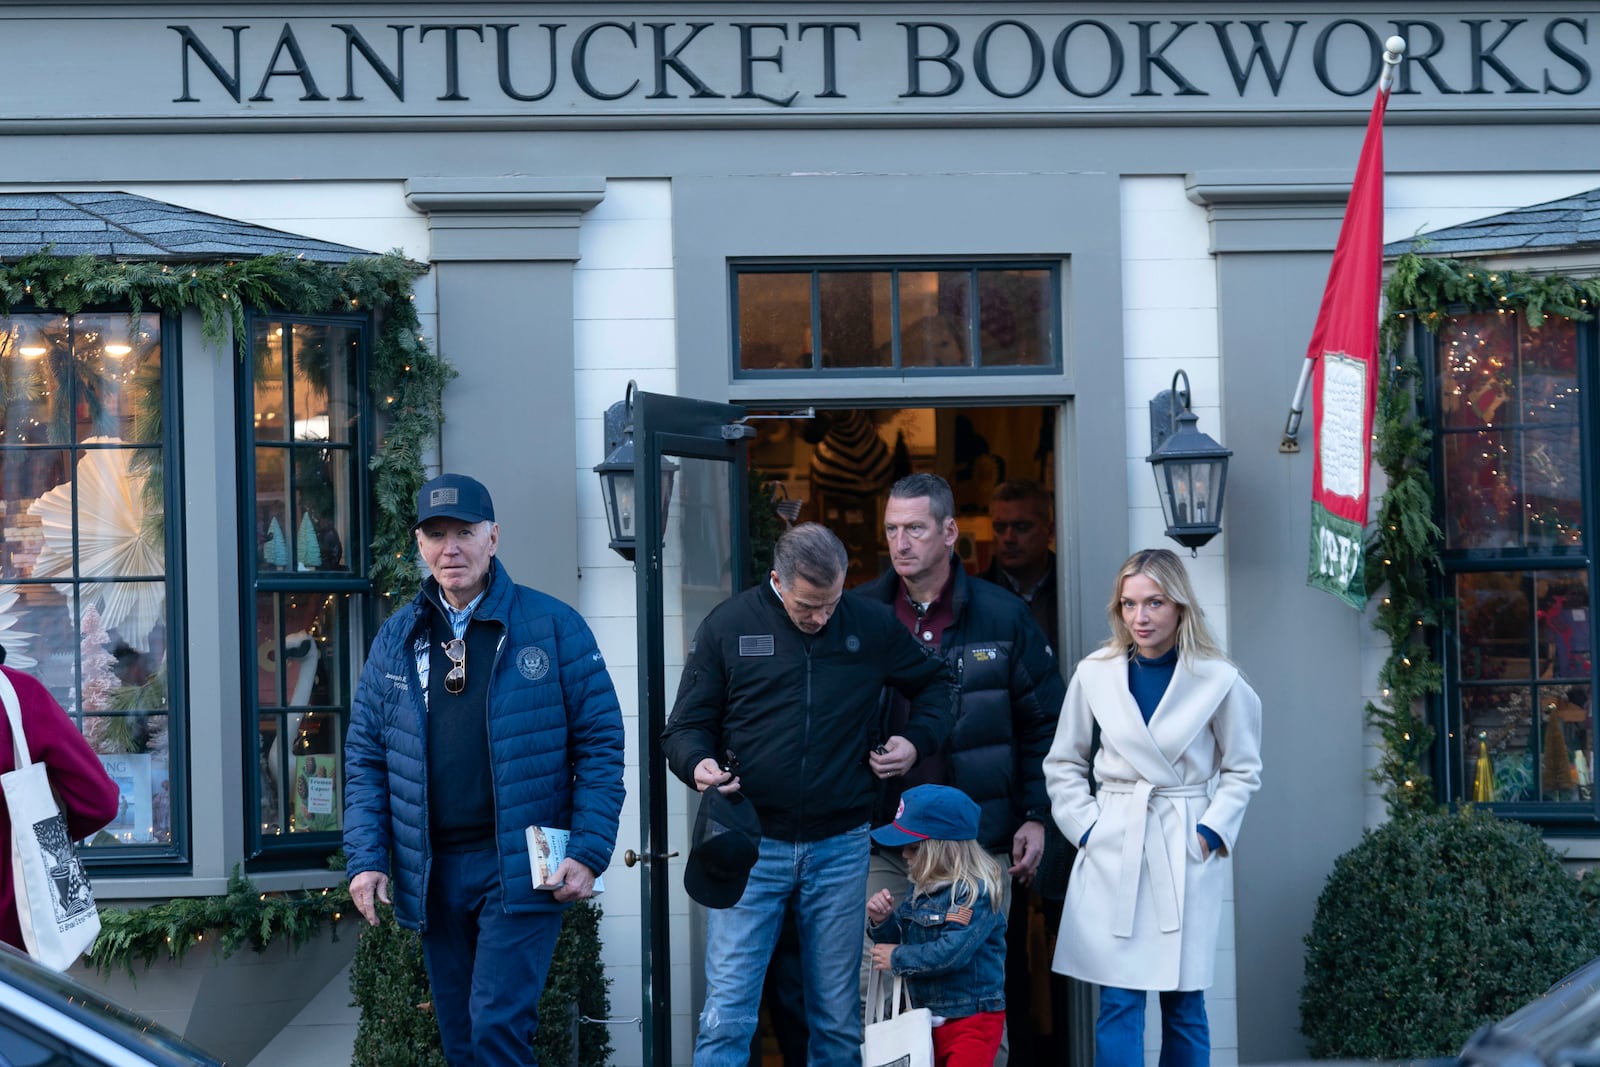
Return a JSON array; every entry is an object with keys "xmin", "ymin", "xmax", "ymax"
[{"xmin": 867, "ymin": 783, "xmax": 1006, "ymax": 1066}]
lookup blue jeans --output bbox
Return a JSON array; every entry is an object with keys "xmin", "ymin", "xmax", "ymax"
[
  {"xmin": 694, "ymin": 823, "xmax": 871, "ymax": 1067},
  {"xmin": 422, "ymin": 847, "xmax": 566, "ymax": 1067},
  {"xmin": 1096, "ymin": 986, "xmax": 1209, "ymax": 1067}
]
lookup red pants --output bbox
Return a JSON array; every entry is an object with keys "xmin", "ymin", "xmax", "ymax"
[{"xmin": 933, "ymin": 1010, "xmax": 1005, "ymax": 1067}]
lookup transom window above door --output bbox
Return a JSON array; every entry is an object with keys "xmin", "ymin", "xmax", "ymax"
[{"xmin": 733, "ymin": 263, "xmax": 1060, "ymax": 376}]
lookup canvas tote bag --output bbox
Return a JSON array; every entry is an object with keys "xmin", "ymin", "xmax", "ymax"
[
  {"xmin": 861, "ymin": 969, "xmax": 934, "ymax": 1067},
  {"xmin": 0, "ymin": 670, "xmax": 100, "ymax": 970}
]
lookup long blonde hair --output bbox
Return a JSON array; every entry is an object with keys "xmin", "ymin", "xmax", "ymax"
[
  {"xmin": 908, "ymin": 838, "xmax": 1005, "ymax": 913},
  {"xmin": 1098, "ymin": 548, "xmax": 1229, "ymax": 665}
]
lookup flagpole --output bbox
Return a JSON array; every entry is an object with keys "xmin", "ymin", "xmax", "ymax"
[{"xmin": 1280, "ymin": 35, "xmax": 1406, "ymax": 453}]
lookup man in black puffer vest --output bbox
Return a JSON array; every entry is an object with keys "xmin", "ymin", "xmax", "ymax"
[{"xmin": 860, "ymin": 472, "xmax": 1065, "ymax": 1067}]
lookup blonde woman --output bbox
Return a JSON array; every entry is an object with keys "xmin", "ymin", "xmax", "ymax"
[{"xmin": 1044, "ymin": 549, "xmax": 1262, "ymax": 1067}]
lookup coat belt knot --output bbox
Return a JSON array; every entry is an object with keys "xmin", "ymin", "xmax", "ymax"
[{"xmin": 1099, "ymin": 779, "xmax": 1210, "ymax": 939}]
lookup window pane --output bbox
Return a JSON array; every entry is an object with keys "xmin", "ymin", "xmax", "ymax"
[
  {"xmin": 256, "ymin": 448, "xmax": 291, "ymax": 571},
  {"xmin": 1520, "ymin": 316, "xmax": 1579, "ymax": 426},
  {"xmin": 1457, "ymin": 571, "xmax": 1531, "ymax": 682},
  {"xmin": 292, "ymin": 324, "xmax": 359, "ymax": 444},
  {"xmin": 0, "ymin": 451, "xmax": 67, "ymax": 580},
  {"xmin": 291, "ymin": 447, "xmax": 352, "ymax": 572},
  {"xmin": 288, "ymin": 711, "xmax": 342, "ymax": 833},
  {"xmin": 0, "ymin": 314, "xmax": 69, "ymax": 445},
  {"xmin": 900, "ymin": 271, "xmax": 972, "ymax": 368},
  {"xmin": 1523, "ymin": 428, "xmax": 1582, "ymax": 548},
  {"xmin": 977, "ymin": 269, "xmax": 1053, "ymax": 367},
  {"xmin": 1536, "ymin": 571, "xmax": 1591, "ymax": 681},
  {"xmin": 71, "ymin": 314, "xmax": 161, "ymax": 444},
  {"xmin": 252, "ymin": 320, "xmax": 289, "ymax": 441},
  {"xmin": 0, "ymin": 583, "xmax": 72, "ymax": 697},
  {"xmin": 1437, "ymin": 313, "xmax": 1514, "ymax": 428},
  {"xmin": 737, "ymin": 273, "xmax": 813, "ymax": 370},
  {"xmin": 1463, "ymin": 685, "xmax": 1536, "ymax": 801},
  {"xmin": 1442, "ymin": 431, "xmax": 1519, "ymax": 550},
  {"xmin": 818, "ymin": 272, "xmax": 892, "ymax": 368}
]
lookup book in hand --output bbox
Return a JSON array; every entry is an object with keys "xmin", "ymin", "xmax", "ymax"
[{"xmin": 526, "ymin": 825, "xmax": 605, "ymax": 894}]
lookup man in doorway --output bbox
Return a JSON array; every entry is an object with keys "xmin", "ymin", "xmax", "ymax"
[
  {"xmin": 345, "ymin": 473, "xmax": 626, "ymax": 1067},
  {"xmin": 984, "ymin": 479, "xmax": 1060, "ymax": 652},
  {"xmin": 663, "ymin": 522, "xmax": 955, "ymax": 1066},
  {"xmin": 982, "ymin": 477, "xmax": 1077, "ymax": 1061},
  {"xmin": 859, "ymin": 473, "xmax": 1065, "ymax": 1065}
]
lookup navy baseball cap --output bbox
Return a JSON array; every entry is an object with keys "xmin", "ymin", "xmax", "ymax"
[
  {"xmin": 871, "ymin": 784, "xmax": 981, "ymax": 846},
  {"xmin": 684, "ymin": 789, "xmax": 762, "ymax": 909},
  {"xmin": 415, "ymin": 473, "xmax": 495, "ymax": 529}
]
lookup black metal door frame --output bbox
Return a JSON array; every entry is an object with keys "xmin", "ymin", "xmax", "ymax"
[{"xmin": 633, "ymin": 390, "xmax": 749, "ymax": 1066}]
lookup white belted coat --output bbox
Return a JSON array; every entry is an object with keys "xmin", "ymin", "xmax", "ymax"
[{"xmin": 1044, "ymin": 650, "xmax": 1262, "ymax": 991}]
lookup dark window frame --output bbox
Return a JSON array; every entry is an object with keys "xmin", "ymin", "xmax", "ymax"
[
  {"xmin": 236, "ymin": 308, "xmax": 376, "ymax": 866},
  {"xmin": 730, "ymin": 260, "xmax": 1064, "ymax": 378},
  {"xmin": 1422, "ymin": 311, "xmax": 1600, "ymax": 829},
  {"xmin": 0, "ymin": 307, "xmax": 190, "ymax": 875}
]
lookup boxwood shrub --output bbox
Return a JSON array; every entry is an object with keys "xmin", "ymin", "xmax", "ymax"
[
  {"xmin": 350, "ymin": 900, "xmax": 613, "ymax": 1067},
  {"xmin": 1300, "ymin": 805, "xmax": 1600, "ymax": 1059}
]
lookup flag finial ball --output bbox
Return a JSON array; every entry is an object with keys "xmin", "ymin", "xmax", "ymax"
[{"xmin": 1385, "ymin": 36, "xmax": 1406, "ymax": 56}]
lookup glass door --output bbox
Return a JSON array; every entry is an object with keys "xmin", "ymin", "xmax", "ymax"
[{"xmin": 633, "ymin": 391, "xmax": 749, "ymax": 1065}]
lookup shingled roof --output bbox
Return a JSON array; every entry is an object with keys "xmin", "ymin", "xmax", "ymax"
[
  {"xmin": 1385, "ymin": 187, "xmax": 1600, "ymax": 259},
  {"xmin": 0, "ymin": 191, "xmax": 373, "ymax": 262}
]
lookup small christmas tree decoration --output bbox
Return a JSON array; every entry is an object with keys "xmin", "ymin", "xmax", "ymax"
[
  {"xmin": 296, "ymin": 511, "xmax": 322, "ymax": 570},
  {"xmin": 79, "ymin": 603, "xmax": 118, "ymax": 714},
  {"xmin": 1473, "ymin": 739, "xmax": 1496, "ymax": 803},
  {"xmin": 264, "ymin": 516, "xmax": 289, "ymax": 567}
]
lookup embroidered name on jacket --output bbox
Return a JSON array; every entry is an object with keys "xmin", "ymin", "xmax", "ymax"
[{"xmin": 739, "ymin": 635, "xmax": 775, "ymax": 656}]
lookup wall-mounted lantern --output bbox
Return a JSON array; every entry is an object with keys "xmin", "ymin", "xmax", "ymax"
[
  {"xmin": 593, "ymin": 381, "xmax": 677, "ymax": 561},
  {"xmin": 1146, "ymin": 370, "xmax": 1232, "ymax": 552}
]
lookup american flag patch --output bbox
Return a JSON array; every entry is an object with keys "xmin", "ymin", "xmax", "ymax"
[
  {"xmin": 945, "ymin": 904, "xmax": 973, "ymax": 926},
  {"xmin": 738, "ymin": 635, "xmax": 775, "ymax": 656}
]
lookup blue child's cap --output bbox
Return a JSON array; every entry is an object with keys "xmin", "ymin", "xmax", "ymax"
[
  {"xmin": 414, "ymin": 473, "xmax": 495, "ymax": 529},
  {"xmin": 871, "ymin": 784, "xmax": 981, "ymax": 847}
]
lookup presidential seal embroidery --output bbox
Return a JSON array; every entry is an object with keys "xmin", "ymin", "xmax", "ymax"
[{"xmin": 517, "ymin": 646, "xmax": 550, "ymax": 681}]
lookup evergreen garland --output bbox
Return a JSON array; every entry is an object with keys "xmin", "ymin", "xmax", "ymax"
[
  {"xmin": 1369, "ymin": 252, "xmax": 1600, "ymax": 814},
  {"xmin": 0, "ymin": 249, "xmax": 455, "ymax": 606},
  {"xmin": 88, "ymin": 862, "xmax": 352, "ymax": 976}
]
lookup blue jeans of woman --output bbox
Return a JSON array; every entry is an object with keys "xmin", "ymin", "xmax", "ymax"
[
  {"xmin": 1095, "ymin": 986, "xmax": 1209, "ymax": 1067},
  {"xmin": 693, "ymin": 823, "xmax": 871, "ymax": 1067}
]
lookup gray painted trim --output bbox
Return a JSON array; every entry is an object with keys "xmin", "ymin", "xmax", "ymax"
[
  {"xmin": 1188, "ymin": 171, "xmax": 1352, "ymax": 254},
  {"xmin": 11, "ymin": 108, "xmax": 1600, "ymax": 136},
  {"xmin": 404, "ymin": 176, "xmax": 606, "ymax": 261},
  {"xmin": 672, "ymin": 170, "xmax": 1124, "ymax": 668},
  {"xmin": 176, "ymin": 311, "xmax": 244, "ymax": 881}
]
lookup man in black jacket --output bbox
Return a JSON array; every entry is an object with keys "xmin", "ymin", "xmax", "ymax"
[
  {"xmin": 663, "ymin": 522, "xmax": 955, "ymax": 1067},
  {"xmin": 860, "ymin": 473, "xmax": 1066, "ymax": 1065}
]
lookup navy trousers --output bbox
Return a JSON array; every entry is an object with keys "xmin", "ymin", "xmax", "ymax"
[{"xmin": 422, "ymin": 846, "xmax": 565, "ymax": 1067}]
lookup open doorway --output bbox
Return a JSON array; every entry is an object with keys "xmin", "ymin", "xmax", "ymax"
[
  {"xmin": 748, "ymin": 404, "xmax": 1057, "ymax": 587},
  {"xmin": 742, "ymin": 401, "xmax": 1078, "ymax": 1067}
]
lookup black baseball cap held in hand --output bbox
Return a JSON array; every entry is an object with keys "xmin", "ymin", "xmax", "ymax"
[
  {"xmin": 414, "ymin": 473, "xmax": 496, "ymax": 529},
  {"xmin": 685, "ymin": 788, "xmax": 762, "ymax": 909}
]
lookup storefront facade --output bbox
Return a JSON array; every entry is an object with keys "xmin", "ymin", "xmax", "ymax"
[{"xmin": 4, "ymin": 4, "xmax": 1600, "ymax": 1063}]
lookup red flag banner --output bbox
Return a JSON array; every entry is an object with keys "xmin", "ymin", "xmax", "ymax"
[{"xmin": 1308, "ymin": 87, "xmax": 1389, "ymax": 607}]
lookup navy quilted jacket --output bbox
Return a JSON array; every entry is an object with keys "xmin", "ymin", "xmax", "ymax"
[{"xmin": 343, "ymin": 559, "xmax": 626, "ymax": 929}]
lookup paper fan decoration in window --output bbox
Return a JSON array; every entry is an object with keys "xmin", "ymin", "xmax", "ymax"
[
  {"xmin": 0, "ymin": 585, "xmax": 38, "ymax": 670},
  {"xmin": 28, "ymin": 438, "xmax": 165, "ymax": 652}
]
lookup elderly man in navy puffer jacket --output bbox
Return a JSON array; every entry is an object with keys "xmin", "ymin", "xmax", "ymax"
[{"xmin": 344, "ymin": 473, "xmax": 625, "ymax": 1067}]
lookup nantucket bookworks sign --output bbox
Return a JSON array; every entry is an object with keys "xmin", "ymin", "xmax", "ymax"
[{"xmin": 1, "ymin": 8, "xmax": 1598, "ymax": 123}]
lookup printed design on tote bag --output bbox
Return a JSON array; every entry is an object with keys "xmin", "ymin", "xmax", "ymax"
[{"xmin": 33, "ymin": 814, "xmax": 93, "ymax": 920}]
